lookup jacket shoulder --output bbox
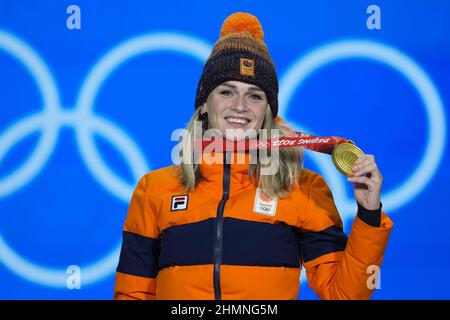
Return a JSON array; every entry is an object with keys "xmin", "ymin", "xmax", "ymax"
[
  {"xmin": 297, "ymin": 167, "xmax": 343, "ymax": 229},
  {"xmin": 141, "ymin": 164, "xmax": 184, "ymax": 194},
  {"xmin": 298, "ymin": 167, "xmax": 322, "ymax": 187}
]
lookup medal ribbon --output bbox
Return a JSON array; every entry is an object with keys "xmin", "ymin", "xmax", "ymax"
[{"xmin": 195, "ymin": 132, "xmax": 354, "ymax": 155}]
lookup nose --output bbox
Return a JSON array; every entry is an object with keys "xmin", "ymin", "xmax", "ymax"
[{"xmin": 230, "ymin": 94, "xmax": 248, "ymax": 113}]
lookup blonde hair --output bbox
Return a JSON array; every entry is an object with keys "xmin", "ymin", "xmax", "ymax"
[{"xmin": 176, "ymin": 105, "xmax": 304, "ymax": 198}]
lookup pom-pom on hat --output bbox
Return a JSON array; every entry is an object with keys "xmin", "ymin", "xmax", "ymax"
[
  {"xmin": 220, "ymin": 12, "xmax": 264, "ymax": 41},
  {"xmin": 195, "ymin": 12, "xmax": 279, "ymax": 117}
]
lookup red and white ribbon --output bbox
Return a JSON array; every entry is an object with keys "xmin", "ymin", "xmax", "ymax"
[{"xmin": 195, "ymin": 132, "xmax": 353, "ymax": 155}]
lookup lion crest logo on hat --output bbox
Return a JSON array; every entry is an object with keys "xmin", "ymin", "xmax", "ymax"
[{"xmin": 240, "ymin": 58, "xmax": 255, "ymax": 76}]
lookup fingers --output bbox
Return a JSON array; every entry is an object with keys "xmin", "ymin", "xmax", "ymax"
[
  {"xmin": 353, "ymin": 154, "xmax": 375, "ymax": 170},
  {"xmin": 347, "ymin": 175, "xmax": 377, "ymax": 187},
  {"xmin": 353, "ymin": 163, "xmax": 377, "ymax": 177},
  {"xmin": 351, "ymin": 154, "xmax": 382, "ymax": 181}
]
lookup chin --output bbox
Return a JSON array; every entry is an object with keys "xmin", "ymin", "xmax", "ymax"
[{"xmin": 223, "ymin": 127, "xmax": 258, "ymax": 141}]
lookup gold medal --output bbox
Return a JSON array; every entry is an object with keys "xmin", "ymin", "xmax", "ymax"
[{"xmin": 332, "ymin": 142, "xmax": 365, "ymax": 176}]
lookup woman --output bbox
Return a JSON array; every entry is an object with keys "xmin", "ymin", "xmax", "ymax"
[{"xmin": 113, "ymin": 12, "xmax": 393, "ymax": 300}]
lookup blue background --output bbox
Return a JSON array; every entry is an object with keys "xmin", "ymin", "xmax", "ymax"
[{"xmin": 0, "ymin": 0, "xmax": 449, "ymax": 299}]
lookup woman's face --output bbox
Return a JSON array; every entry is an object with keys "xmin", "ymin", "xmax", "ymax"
[{"xmin": 201, "ymin": 81, "xmax": 268, "ymax": 140}]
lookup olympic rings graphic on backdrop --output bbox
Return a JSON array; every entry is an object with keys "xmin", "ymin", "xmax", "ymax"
[{"xmin": 0, "ymin": 30, "xmax": 446, "ymax": 288}]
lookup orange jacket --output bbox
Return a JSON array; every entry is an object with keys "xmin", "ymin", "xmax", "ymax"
[{"xmin": 113, "ymin": 151, "xmax": 393, "ymax": 300}]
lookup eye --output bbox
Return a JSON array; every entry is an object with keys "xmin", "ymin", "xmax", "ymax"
[
  {"xmin": 219, "ymin": 90, "xmax": 233, "ymax": 97},
  {"xmin": 249, "ymin": 94, "xmax": 263, "ymax": 101}
]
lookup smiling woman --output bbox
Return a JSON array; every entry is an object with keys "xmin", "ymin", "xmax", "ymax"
[
  {"xmin": 201, "ymin": 81, "xmax": 267, "ymax": 135},
  {"xmin": 113, "ymin": 11, "xmax": 393, "ymax": 300}
]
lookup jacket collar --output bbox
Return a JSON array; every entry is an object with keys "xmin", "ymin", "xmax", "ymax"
[{"xmin": 198, "ymin": 151, "xmax": 256, "ymax": 196}]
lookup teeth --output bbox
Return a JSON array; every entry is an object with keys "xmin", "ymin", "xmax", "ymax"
[{"xmin": 226, "ymin": 117, "xmax": 249, "ymax": 124}]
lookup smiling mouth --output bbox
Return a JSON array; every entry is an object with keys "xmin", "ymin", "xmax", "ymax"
[{"xmin": 225, "ymin": 117, "xmax": 250, "ymax": 125}]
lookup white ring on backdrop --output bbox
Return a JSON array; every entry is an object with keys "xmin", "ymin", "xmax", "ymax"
[
  {"xmin": 75, "ymin": 33, "xmax": 212, "ymax": 201},
  {"xmin": 279, "ymin": 39, "xmax": 446, "ymax": 216},
  {"xmin": 0, "ymin": 31, "xmax": 211, "ymax": 288},
  {"xmin": 0, "ymin": 31, "xmax": 60, "ymax": 197},
  {"xmin": 279, "ymin": 40, "xmax": 446, "ymax": 286}
]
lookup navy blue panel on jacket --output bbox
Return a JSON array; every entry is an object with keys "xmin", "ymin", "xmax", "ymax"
[
  {"xmin": 159, "ymin": 217, "xmax": 301, "ymax": 269},
  {"xmin": 222, "ymin": 218, "xmax": 300, "ymax": 268},
  {"xmin": 159, "ymin": 218, "xmax": 216, "ymax": 269},
  {"xmin": 116, "ymin": 231, "xmax": 161, "ymax": 278},
  {"xmin": 298, "ymin": 225, "xmax": 348, "ymax": 263}
]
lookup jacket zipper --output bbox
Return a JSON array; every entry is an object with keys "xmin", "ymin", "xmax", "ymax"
[{"xmin": 213, "ymin": 151, "xmax": 231, "ymax": 300}]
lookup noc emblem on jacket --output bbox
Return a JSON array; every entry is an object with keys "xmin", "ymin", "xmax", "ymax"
[
  {"xmin": 171, "ymin": 195, "xmax": 188, "ymax": 211},
  {"xmin": 253, "ymin": 188, "xmax": 278, "ymax": 216}
]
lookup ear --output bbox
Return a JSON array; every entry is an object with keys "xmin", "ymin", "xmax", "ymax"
[{"xmin": 200, "ymin": 103, "xmax": 207, "ymax": 115}]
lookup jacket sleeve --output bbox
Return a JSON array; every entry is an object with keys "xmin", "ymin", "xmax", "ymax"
[
  {"xmin": 113, "ymin": 174, "xmax": 161, "ymax": 300},
  {"xmin": 298, "ymin": 173, "xmax": 393, "ymax": 300}
]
